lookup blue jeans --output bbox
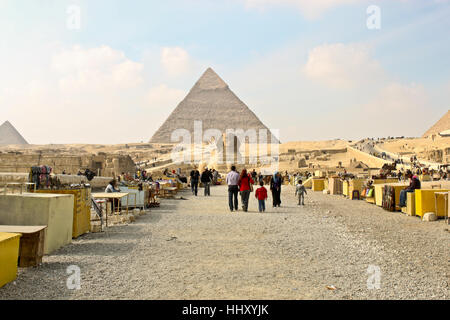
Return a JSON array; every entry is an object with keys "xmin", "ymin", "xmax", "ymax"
[
  {"xmin": 399, "ymin": 189, "xmax": 413, "ymax": 207},
  {"xmin": 258, "ymin": 199, "xmax": 266, "ymax": 212}
]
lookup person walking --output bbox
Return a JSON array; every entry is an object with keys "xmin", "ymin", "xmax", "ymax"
[
  {"xmin": 201, "ymin": 167, "xmax": 213, "ymax": 196},
  {"xmin": 238, "ymin": 169, "xmax": 254, "ymax": 212},
  {"xmin": 255, "ymin": 181, "xmax": 268, "ymax": 212},
  {"xmin": 270, "ymin": 171, "xmax": 282, "ymax": 207},
  {"xmin": 212, "ymin": 169, "xmax": 219, "ymax": 185},
  {"xmin": 190, "ymin": 168, "xmax": 200, "ymax": 196},
  {"xmin": 295, "ymin": 179, "xmax": 307, "ymax": 205},
  {"xmin": 226, "ymin": 165, "xmax": 240, "ymax": 212}
]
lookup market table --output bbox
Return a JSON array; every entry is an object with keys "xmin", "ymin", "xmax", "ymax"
[
  {"xmin": 92, "ymin": 192, "xmax": 131, "ymax": 227},
  {"xmin": 163, "ymin": 186, "xmax": 178, "ymax": 197}
]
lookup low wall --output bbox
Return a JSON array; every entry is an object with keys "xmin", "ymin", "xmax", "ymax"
[{"xmin": 347, "ymin": 146, "xmax": 389, "ymax": 168}]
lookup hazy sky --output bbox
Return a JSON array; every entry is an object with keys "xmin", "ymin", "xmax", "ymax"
[{"xmin": 1, "ymin": 0, "xmax": 449, "ymax": 144}]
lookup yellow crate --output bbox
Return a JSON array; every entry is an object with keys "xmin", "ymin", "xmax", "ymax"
[
  {"xmin": 0, "ymin": 232, "xmax": 21, "ymax": 288},
  {"xmin": 401, "ymin": 192, "xmax": 416, "ymax": 216},
  {"xmin": 415, "ymin": 189, "xmax": 450, "ymax": 217},
  {"xmin": 343, "ymin": 181, "xmax": 349, "ymax": 196},
  {"xmin": 312, "ymin": 179, "xmax": 325, "ymax": 191},
  {"xmin": 373, "ymin": 178, "xmax": 398, "ymax": 185},
  {"xmin": 348, "ymin": 179, "xmax": 366, "ymax": 199},
  {"xmin": 323, "ymin": 179, "xmax": 329, "ymax": 191},
  {"xmin": 36, "ymin": 188, "xmax": 91, "ymax": 238}
]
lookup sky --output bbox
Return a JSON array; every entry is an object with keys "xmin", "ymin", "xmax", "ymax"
[{"xmin": 0, "ymin": 0, "xmax": 449, "ymax": 144}]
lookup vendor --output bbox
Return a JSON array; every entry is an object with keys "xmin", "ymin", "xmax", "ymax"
[
  {"xmin": 399, "ymin": 171, "xmax": 421, "ymax": 207},
  {"xmin": 105, "ymin": 179, "xmax": 121, "ymax": 212}
]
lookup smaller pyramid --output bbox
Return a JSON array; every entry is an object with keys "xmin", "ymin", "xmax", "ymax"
[
  {"xmin": 423, "ymin": 110, "xmax": 450, "ymax": 138},
  {"xmin": 0, "ymin": 121, "xmax": 29, "ymax": 145}
]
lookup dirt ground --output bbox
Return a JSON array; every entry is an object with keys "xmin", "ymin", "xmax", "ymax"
[{"xmin": 0, "ymin": 185, "xmax": 448, "ymax": 300}]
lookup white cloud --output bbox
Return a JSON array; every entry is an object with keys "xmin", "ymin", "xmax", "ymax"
[
  {"xmin": 160, "ymin": 47, "xmax": 192, "ymax": 76},
  {"xmin": 147, "ymin": 84, "xmax": 186, "ymax": 109},
  {"xmin": 303, "ymin": 43, "xmax": 384, "ymax": 89},
  {"xmin": 52, "ymin": 45, "xmax": 144, "ymax": 93},
  {"xmin": 365, "ymin": 82, "xmax": 427, "ymax": 114},
  {"xmin": 243, "ymin": 0, "xmax": 358, "ymax": 19},
  {"xmin": 358, "ymin": 82, "xmax": 429, "ymax": 137}
]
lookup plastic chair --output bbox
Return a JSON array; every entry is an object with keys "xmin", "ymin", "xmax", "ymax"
[{"xmin": 352, "ymin": 190, "xmax": 360, "ymax": 200}]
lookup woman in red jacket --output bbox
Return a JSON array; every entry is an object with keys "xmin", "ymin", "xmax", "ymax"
[{"xmin": 238, "ymin": 169, "xmax": 254, "ymax": 212}]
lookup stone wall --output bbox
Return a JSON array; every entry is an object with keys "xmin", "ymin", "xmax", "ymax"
[{"xmin": 0, "ymin": 152, "xmax": 136, "ymax": 177}]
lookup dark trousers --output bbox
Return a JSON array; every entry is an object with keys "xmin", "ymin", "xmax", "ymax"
[
  {"xmin": 228, "ymin": 185, "xmax": 239, "ymax": 211},
  {"xmin": 240, "ymin": 190, "xmax": 251, "ymax": 212},
  {"xmin": 191, "ymin": 180, "xmax": 198, "ymax": 196},
  {"xmin": 204, "ymin": 182, "xmax": 211, "ymax": 196},
  {"xmin": 272, "ymin": 188, "xmax": 281, "ymax": 207},
  {"xmin": 258, "ymin": 199, "xmax": 266, "ymax": 212}
]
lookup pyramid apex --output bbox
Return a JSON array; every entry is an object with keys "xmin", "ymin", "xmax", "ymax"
[{"xmin": 193, "ymin": 67, "xmax": 228, "ymax": 91}]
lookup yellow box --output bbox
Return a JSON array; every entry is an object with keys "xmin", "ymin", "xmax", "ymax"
[
  {"xmin": 0, "ymin": 232, "xmax": 21, "ymax": 288},
  {"xmin": 401, "ymin": 192, "xmax": 416, "ymax": 216},
  {"xmin": 374, "ymin": 184, "xmax": 384, "ymax": 206},
  {"xmin": 348, "ymin": 179, "xmax": 366, "ymax": 199},
  {"xmin": 312, "ymin": 179, "xmax": 325, "ymax": 191},
  {"xmin": 343, "ymin": 181, "xmax": 349, "ymax": 196},
  {"xmin": 415, "ymin": 189, "xmax": 450, "ymax": 217},
  {"xmin": 373, "ymin": 178, "xmax": 398, "ymax": 185},
  {"xmin": 36, "ymin": 188, "xmax": 91, "ymax": 239}
]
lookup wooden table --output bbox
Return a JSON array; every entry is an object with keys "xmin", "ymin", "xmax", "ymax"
[
  {"xmin": 92, "ymin": 192, "xmax": 130, "ymax": 227},
  {"xmin": 163, "ymin": 187, "xmax": 178, "ymax": 198},
  {"xmin": 0, "ymin": 225, "xmax": 46, "ymax": 267},
  {"xmin": 1, "ymin": 182, "xmax": 36, "ymax": 194}
]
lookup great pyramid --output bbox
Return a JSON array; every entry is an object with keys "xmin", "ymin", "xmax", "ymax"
[
  {"xmin": 0, "ymin": 121, "xmax": 29, "ymax": 145},
  {"xmin": 149, "ymin": 68, "xmax": 277, "ymax": 143},
  {"xmin": 422, "ymin": 110, "xmax": 450, "ymax": 137}
]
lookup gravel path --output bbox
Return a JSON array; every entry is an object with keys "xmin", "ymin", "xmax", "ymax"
[{"xmin": 1, "ymin": 185, "xmax": 448, "ymax": 300}]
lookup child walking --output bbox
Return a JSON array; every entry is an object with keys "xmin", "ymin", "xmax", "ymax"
[
  {"xmin": 255, "ymin": 181, "xmax": 268, "ymax": 212},
  {"xmin": 295, "ymin": 179, "xmax": 307, "ymax": 205}
]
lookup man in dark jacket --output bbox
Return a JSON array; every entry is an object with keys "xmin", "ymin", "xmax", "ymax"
[
  {"xmin": 190, "ymin": 168, "xmax": 200, "ymax": 196},
  {"xmin": 201, "ymin": 168, "xmax": 213, "ymax": 196},
  {"xmin": 399, "ymin": 172, "xmax": 421, "ymax": 207}
]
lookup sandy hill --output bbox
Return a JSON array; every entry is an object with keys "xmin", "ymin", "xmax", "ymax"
[
  {"xmin": 149, "ymin": 67, "xmax": 277, "ymax": 144},
  {"xmin": 423, "ymin": 110, "xmax": 450, "ymax": 137},
  {"xmin": 0, "ymin": 121, "xmax": 28, "ymax": 145}
]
